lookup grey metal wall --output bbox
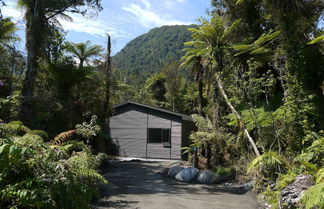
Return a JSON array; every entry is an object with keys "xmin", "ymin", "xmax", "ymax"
[
  {"xmin": 110, "ymin": 110, "xmax": 147, "ymax": 158},
  {"xmin": 110, "ymin": 108, "xmax": 182, "ymax": 159},
  {"xmin": 171, "ymin": 121, "xmax": 182, "ymax": 159}
]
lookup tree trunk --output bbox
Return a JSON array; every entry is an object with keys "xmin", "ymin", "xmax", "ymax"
[
  {"xmin": 215, "ymin": 73, "xmax": 261, "ymax": 156},
  {"xmin": 197, "ymin": 75, "xmax": 204, "ymax": 116},
  {"xmin": 21, "ymin": 0, "xmax": 42, "ymax": 124},
  {"xmin": 103, "ymin": 35, "xmax": 112, "ymax": 134},
  {"xmin": 79, "ymin": 59, "xmax": 84, "ymax": 68}
]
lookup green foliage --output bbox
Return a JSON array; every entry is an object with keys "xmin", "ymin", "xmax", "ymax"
[
  {"xmin": 247, "ymin": 151, "xmax": 291, "ymax": 180},
  {"xmin": 308, "ymin": 35, "xmax": 324, "ymax": 45},
  {"xmin": 189, "ymin": 114, "xmax": 216, "ymax": 147},
  {"xmin": 299, "ymin": 182, "xmax": 324, "ymax": 209},
  {"xmin": 60, "ymin": 140, "xmax": 91, "ymax": 155},
  {"xmin": 0, "ymin": 91, "xmax": 21, "ymax": 121},
  {"xmin": 261, "ymin": 171, "xmax": 298, "ymax": 208},
  {"xmin": 315, "ymin": 168, "xmax": 324, "ymax": 184},
  {"xmin": 65, "ymin": 40, "xmax": 103, "ymax": 67},
  {"xmin": 295, "ymin": 136, "xmax": 324, "ymax": 172},
  {"xmin": 214, "ymin": 166, "xmax": 235, "ymax": 176},
  {"xmin": 75, "ymin": 115, "xmax": 101, "ymax": 142},
  {"xmin": 114, "ymin": 25, "xmax": 195, "ymax": 84},
  {"xmin": 1, "ymin": 121, "xmax": 32, "ymax": 136},
  {"xmin": 16, "ymin": 133, "xmax": 44, "ymax": 146},
  {"xmin": 0, "ymin": 17, "xmax": 19, "ymax": 42},
  {"xmin": 0, "ymin": 121, "xmax": 107, "ymax": 209},
  {"xmin": 30, "ymin": 130, "xmax": 49, "ymax": 141},
  {"xmin": 233, "ymin": 30, "xmax": 281, "ymax": 56}
]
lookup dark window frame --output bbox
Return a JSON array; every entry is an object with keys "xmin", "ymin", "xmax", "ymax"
[{"xmin": 148, "ymin": 128, "xmax": 171, "ymax": 147}]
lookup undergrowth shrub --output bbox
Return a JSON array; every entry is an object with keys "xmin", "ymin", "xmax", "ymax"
[
  {"xmin": 30, "ymin": 130, "xmax": 49, "ymax": 141},
  {"xmin": 0, "ymin": 121, "xmax": 108, "ymax": 209},
  {"xmin": 248, "ymin": 151, "xmax": 291, "ymax": 181}
]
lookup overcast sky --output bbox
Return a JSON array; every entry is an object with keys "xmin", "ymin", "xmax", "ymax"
[{"xmin": 2, "ymin": 0, "xmax": 212, "ymax": 54}]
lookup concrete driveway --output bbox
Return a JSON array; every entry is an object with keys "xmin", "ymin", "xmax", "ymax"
[{"xmin": 95, "ymin": 159, "xmax": 259, "ymax": 209}]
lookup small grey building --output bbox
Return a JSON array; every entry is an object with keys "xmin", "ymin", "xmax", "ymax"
[{"xmin": 110, "ymin": 101, "xmax": 195, "ymax": 159}]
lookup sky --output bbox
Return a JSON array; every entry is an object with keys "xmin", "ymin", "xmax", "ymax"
[{"xmin": 1, "ymin": 0, "xmax": 212, "ymax": 55}]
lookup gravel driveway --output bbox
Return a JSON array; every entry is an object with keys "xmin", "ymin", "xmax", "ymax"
[{"xmin": 95, "ymin": 159, "xmax": 259, "ymax": 209}]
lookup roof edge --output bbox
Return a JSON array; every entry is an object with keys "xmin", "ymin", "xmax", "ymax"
[{"xmin": 114, "ymin": 101, "xmax": 193, "ymax": 122}]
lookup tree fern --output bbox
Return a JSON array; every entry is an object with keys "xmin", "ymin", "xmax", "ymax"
[{"xmin": 247, "ymin": 151, "xmax": 291, "ymax": 180}]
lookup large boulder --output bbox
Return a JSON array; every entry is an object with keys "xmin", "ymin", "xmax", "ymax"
[
  {"xmin": 168, "ymin": 166, "xmax": 184, "ymax": 178},
  {"xmin": 175, "ymin": 167, "xmax": 199, "ymax": 183},
  {"xmin": 280, "ymin": 174, "xmax": 314, "ymax": 208},
  {"xmin": 197, "ymin": 170, "xmax": 220, "ymax": 184}
]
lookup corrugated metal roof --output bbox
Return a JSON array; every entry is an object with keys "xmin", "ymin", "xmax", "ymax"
[{"xmin": 114, "ymin": 101, "xmax": 193, "ymax": 121}]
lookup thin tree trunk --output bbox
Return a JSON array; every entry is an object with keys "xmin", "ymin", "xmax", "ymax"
[
  {"xmin": 215, "ymin": 73, "xmax": 261, "ymax": 156},
  {"xmin": 103, "ymin": 34, "xmax": 112, "ymax": 134}
]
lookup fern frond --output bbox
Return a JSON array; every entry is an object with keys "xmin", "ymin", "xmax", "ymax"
[
  {"xmin": 316, "ymin": 168, "xmax": 324, "ymax": 184},
  {"xmin": 247, "ymin": 151, "xmax": 291, "ymax": 179},
  {"xmin": 52, "ymin": 130, "xmax": 76, "ymax": 145},
  {"xmin": 299, "ymin": 182, "xmax": 324, "ymax": 209},
  {"xmin": 308, "ymin": 35, "xmax": 324, "ymax": 45},
  {"xmin": 73, "ymin": 168, "xmax": 108, "ymax": 184}
]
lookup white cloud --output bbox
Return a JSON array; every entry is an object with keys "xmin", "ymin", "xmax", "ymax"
[
  {"xmin": 1, "ymin": 1, "xmax": 24, "ymax": 20},
  {"xmin": 140, "ymin": 0, "xmax": 151, "ymax": 9},
  {"xmin": 122, "ymin": 1, "xmax": 191, "ymax": 28},
  {"xmin": 1, "ymin": 1, "xmax": 129, "ymax": 40},
  {"xmin": 58, "ymin": 14, "xmax": 130, "ymax": 39},
  {"xmin": 176, "ymin": 0, "xmax": 187, "ymax": 2}
]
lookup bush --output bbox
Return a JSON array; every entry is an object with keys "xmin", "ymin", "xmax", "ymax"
[
  {"xmin": 0, "ymin": 122, "xmax": 107, "ymax": 209},
  {"xmin": 214, "ymin": 166, "xmax": 235, "ymax": 177},
  {"xmin": 248, "ymin": 151, "xmax": 291, "ymax": 181},
  {"xmin": 30, "ymin": 130, "xmax": 49, "ymax": 141}
]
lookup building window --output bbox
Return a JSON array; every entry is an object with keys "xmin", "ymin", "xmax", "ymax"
[{"xmin": 148, "ymin": 128, "xmax": 171, "ymax": 147}]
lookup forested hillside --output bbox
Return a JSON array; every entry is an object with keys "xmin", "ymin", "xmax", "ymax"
[{"xmin": 113, "ymin": 25, "xmax": 195, "ymax": 83}]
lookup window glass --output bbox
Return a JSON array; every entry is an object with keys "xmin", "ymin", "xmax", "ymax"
[
  {"xmin": 162, "ymin": 129, "xmax": 170, "ymax": 143},
  {"xmin": 148, "ymin": 128, "xmax": 171, "ymax": 144},
  {"xmin": 148, "ymin": 128, "xmax": 162, "ymax": 143}
]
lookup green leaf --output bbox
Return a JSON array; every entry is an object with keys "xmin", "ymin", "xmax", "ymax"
[{"xmin": 308, "ymin": 35, "xmax": 324, "ymax": 45}]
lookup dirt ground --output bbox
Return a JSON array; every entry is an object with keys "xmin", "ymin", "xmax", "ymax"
[{"xmin": 94, "ymin": 159, "xmax": 260, "ymax": 209}]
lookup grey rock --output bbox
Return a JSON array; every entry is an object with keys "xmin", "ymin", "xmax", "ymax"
[
  {"xmin": 175, "ymin": 167, "xmax": 199, "ymax": 182},
  {"xmin": 168, "ymin": 166, "xmax": 184, "ymax": 178},
  {"xmin": 197, "ymin": 170, "xmax": 220, "ymax": 184},
  {"xmin": 280, "ymin": 174, "xmax": 314, "ymax": 208},
  {"xmin": 241, "ymin": 180, "xmax": 256, "ymax": 192}
]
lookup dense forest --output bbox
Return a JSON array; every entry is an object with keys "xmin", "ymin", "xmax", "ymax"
[
  {"xmin": 0, "ymin": 0, "xmax": 323, "ymax": 208},
  {"xmin": 113, "ymin": 25, "xmax": 195, "ymax": 84}
]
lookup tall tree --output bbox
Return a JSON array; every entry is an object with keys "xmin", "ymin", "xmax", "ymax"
[
  {"xmin": 65, "ymin": 40, "xmax": 103, "ymax": 68},
  {"xmin": 187, "ymin": 16, "xmax": 261, "ymax": 156},
  {"xmin": 103, "ymin": 35, "xmax": 112, "ymax": 134},
  {"xmin": 180, "ymin": 46, "xmax": 206, "ymax": 116},
  {"xmin": 18, "ymin": 0, "xmax": 102, "ymax": 124}
]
